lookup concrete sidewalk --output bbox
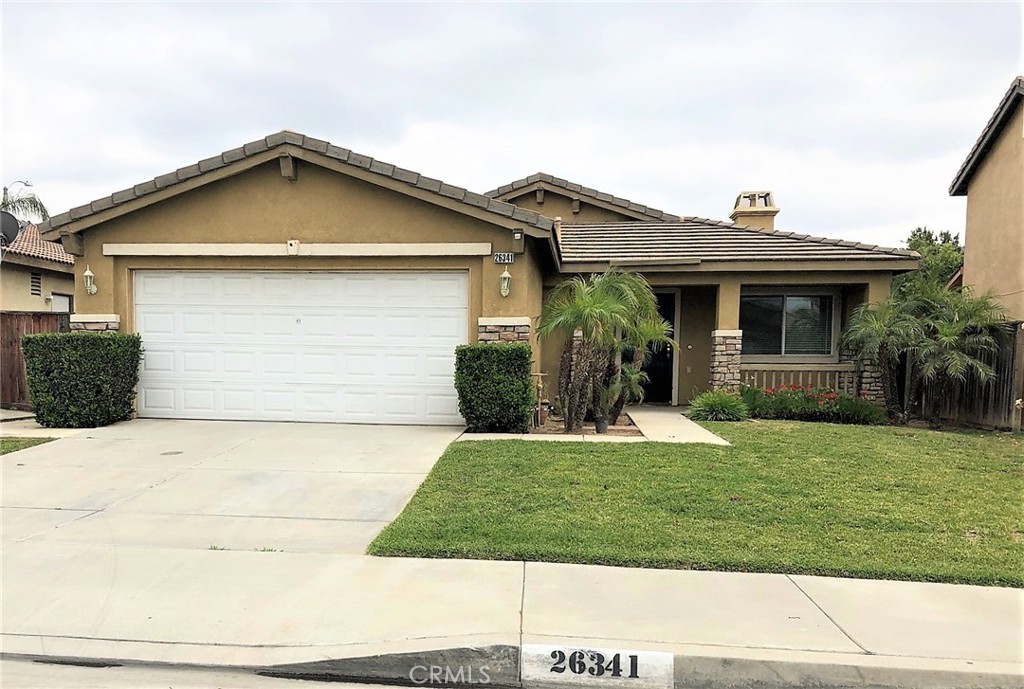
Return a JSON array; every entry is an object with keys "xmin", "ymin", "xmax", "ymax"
[{"xmin": 2, "ymin": 543, "xmax": 1020, "ymax": 687}]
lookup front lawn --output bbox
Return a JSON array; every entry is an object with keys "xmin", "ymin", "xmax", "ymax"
[
  {"xmin": 369, "ymin": 422, "xmax": 1024, "ymax": 587},
  {"xmin": 0, "ymin": 437, "xmax": 53, "ymax": 455}
]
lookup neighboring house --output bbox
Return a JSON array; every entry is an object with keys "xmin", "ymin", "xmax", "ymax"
[
  {"xmin": 949, "ymin": 76, "xmax": 1024, "ymax": 320},
  {"xmin": 0, "ymin": 223, "xmax": 75, "ymax": 313},
  {"xmin": 37, "ymin": 131, "xmax": 917, "ymax": 425}
]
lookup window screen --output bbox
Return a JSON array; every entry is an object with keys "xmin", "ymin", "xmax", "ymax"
[{"xmin": 739, "ymin": 294, "xmax": 833, "ymax": 356}]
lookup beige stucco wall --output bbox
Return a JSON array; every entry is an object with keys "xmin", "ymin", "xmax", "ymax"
[
  {"xmin": 504, "ymin": 189, "xmax": 642, "ymax": 223},
  {"xmin": 71, "ymin": 159, "xmax": 544, "ymax": 359},
  {"xmin": 963, "ymin": 105, "xmax": 1024, "ymax": 320},
  {"xmin": 0, "ymin": 261, "xmax": 75, "ymax": 312}
]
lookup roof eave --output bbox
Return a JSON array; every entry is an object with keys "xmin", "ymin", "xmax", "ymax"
[
  {"xmin": 558, "ymin": 257, "xmax": 920, "ymax": 274},
  {"xmin": 0, "ymin": 250, "xmax": 76, "ymax": 274}
]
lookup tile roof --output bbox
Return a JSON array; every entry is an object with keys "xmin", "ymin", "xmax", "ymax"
[
  {"xmin": 3, "ymin": 223, "xmax": 75, "ymax": 265},
  {"xmin": 558, "ymin": 219, "xmax": 919, "ymax": 265},
  {"xmin": 950, "ymin": 76, "xmax": 1024, "ymax": 196},
  {"xmin": 38, "ymin": 131, "xmax": 554, "ymax": 237},
  {"xmin": 486, "ymin": 173, "xmax": 681, "ymax": 222}
]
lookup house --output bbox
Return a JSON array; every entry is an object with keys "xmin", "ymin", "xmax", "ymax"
[
  {"xmin": 949, "ymin": 76, "xmax": 1024, "ymax": 320},
  {"xmin": 0, "ymin": 223, "xmax": 75, "ymax": 313},
  {"xmin": 36, "ymin": 131, "xmax": 917, "ymax": 425}
]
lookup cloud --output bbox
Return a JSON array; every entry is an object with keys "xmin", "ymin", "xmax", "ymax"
[{"xmin": 2, "ymin": 1, "xmax": 1020, "ymax": 249}]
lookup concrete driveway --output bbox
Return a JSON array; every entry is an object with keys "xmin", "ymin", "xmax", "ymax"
[{"xmin": 1, "ymin": 419, "xmax": 462, "ymax": 553}]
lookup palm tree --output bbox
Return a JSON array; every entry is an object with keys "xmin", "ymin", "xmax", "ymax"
[
  {"xmin": 841, "ymin": 296, "xmax": 925, "ymax": 423},
  {"xmin": 916, "ymin": 289, "xmax": 1006, "ymax": 428},
  {"xmin": 539, "ymin": 270, "xmax": 672, "ymax": 432},
  {"xmin": 2, "ymin": 182, "xmax": 49, "ymax": 222}
]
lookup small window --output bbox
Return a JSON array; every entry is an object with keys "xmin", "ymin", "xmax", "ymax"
[
  {"xmin": 740, "ymin": 294, "xmax": 833, "ymax": 356},
  {"xmin": 30, "ymin": 272, "xmax": 42, "ymax": 296}
]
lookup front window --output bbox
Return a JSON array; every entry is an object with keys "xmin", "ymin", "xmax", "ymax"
[{"xmin": 739, "ymin": 294, "xmax": 833, "ymax": 356}]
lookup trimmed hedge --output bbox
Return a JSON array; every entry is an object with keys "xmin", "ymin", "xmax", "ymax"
[
  {"xmin": 454, "ymin": 343, "xmax": 534, "ymax": 433},
  {"xmin": 22, "ymin": 332, "xmax": 143, "ymax": 428}
]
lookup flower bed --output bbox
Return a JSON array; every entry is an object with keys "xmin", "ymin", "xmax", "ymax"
[{"xmin": 740, "ymin": 384, "xmax": 885, "ymax": 425}]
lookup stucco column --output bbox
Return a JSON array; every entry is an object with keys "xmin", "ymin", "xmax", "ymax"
[
  {"xmin": 710, "ymin": 280, "xmax": 742, "ymax": 390},
  {"xmin": 865, "ymin": 273, "xmax": 892, "ymax": 307},
  {"xmin": 715, "ymin": 280, "xmax": 741, "ymax": 330}
]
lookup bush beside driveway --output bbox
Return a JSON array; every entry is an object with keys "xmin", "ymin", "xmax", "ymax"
[{"xmin": 369, "ymin": 421, "xmax": 1024, "ymax": 587}]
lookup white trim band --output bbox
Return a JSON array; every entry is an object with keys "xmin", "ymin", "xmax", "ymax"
[
  {"xmin": 71, "ymin": 314, "xmax": 120, "ymax": 323},
  {"xmin": 712, "ymin": 329, "xmax": 743, "ymax": 337},
  {"xmin": 478, "ymin": 316, "xmax": 531, "ymax": 327},
  {"xmin": 102, "ymin": 242, "xmax": 492, "ymax": 257}
]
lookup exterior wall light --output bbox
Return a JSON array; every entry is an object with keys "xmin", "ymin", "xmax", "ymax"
[
  {"xmin": 83, "ymin": 265, "xmax": 97, "ymax": 295},
  {"xmin": 499, "ymin": 268, "xmax": 511, "ymax": 298}
]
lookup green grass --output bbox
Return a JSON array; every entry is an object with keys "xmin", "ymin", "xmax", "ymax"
[
  {"xmin": 0, "ymin": 437, "xmax": 53, "ymax": 455},
  {"xmin": 369, "ymin": 421, "xmax": 1024, "ymax": 587}
]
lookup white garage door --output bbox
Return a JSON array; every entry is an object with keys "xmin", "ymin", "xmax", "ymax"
[{"xmin": 134, "ymin": 270, "xmax": 468, "ymax": 425}]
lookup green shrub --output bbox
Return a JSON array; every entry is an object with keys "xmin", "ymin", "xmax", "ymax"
[
  {"xmin": 689, "ymin": 390, "xmax": 750, "ymax": 422},
  {"xmin": 22, "ymin": 332, "xmax": 143, "ymax": 428},
  {"xmin": 835, "ymin": 395, "xmax": 887, "ymax": 425},
  {"xmin": 454, "ymin": 343, "xmax": 535, "ymax": 433},
  {"xmin": 739, "ymin": 384, "xmax": 885, "ymax": 425}
]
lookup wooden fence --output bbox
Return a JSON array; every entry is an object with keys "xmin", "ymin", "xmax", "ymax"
[
  {"xmin": 1, "ymin": 311, "xmax": 70, "ymax": 410},
  {"xmin": 923, "ymin": 322, "xmax": 1024, "ymax": 432}
]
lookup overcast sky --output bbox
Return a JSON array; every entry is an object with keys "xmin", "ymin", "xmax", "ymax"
[{"xmin": 3, "ymin": 2, "xmax": 1022, "ymax": 247}]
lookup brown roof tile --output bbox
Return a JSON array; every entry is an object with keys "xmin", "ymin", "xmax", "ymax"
[{"xmin": 559, "ymin": 219, "xmax": 919, "ymax": 265}]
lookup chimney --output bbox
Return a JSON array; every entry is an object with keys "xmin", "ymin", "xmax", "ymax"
[{"xmin": 730, "ymin": 191, "xmax": 779, "ymax": 231}]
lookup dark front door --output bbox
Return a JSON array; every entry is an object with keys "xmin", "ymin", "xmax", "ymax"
[{"xmin": 642, "ymin": 292, "xmax": 675, "ymax": 404}]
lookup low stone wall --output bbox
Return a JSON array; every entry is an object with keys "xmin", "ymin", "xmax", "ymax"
[
  {"xmin": 477, "ymin": 317, "xmax": 530, "ymax": 343},
  {"xmin": 69, "ymin": 314, "xmax": 120, "ymax": 332}
]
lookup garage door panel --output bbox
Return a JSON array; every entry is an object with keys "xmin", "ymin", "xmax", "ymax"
[{"xmin": 134, "ymin": 270, "xmax": 468, "ymax": 425}]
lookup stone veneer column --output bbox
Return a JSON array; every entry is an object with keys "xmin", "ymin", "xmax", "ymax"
[
  {"xmin": 710, "ymin": 329, "xmax": 742, "ymax": 390},
  {"xmin": 70, "ymin": 314, "xmax": 121, "ymax": 332},
  {"xmin": 839, "ymin": 347, "xmax": 885, "ymax": 403},
  {"xmin": 477, "ymin": 316, "xmax": 530, "ymax": 343}
]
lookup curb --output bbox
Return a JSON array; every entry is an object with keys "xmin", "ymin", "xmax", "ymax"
[{"xmin": 4, "ymin": 642, "xmax": 1023, "ymax": 689}]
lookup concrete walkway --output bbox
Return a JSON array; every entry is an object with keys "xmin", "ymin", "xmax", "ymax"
[
  {"xmin": 627, "ymin": 405, "xmax": 731, "ymax": 445},
  {"xmin": 0, "ymin": 415, "xmax": 83, "ymax": 439}
]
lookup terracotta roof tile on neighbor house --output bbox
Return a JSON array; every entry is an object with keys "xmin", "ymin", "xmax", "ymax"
[
  {"xmin": 486, "ymin": 173, "xmax": 682, "ymax": 222},
  {"xmin": 950, "ymin": 76, "xmax": 1024, "ymax": 196},
  {"xmin": 38, "ymin": 131, "xmax": 554, "ymax": 237},
  {"xmin": 558, "ymin": 219, "xmax": 919, "ymax": 265},
  {"xmin": 3, "ymin": 224, "xmax": 75, "ymax": 265}
]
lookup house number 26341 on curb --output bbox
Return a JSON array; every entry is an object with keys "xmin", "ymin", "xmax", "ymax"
[
  {"xmin": 521, "ymin": 644, "xmax": 672, "ymax": 688},
  {"xmin": 550, "ymin": 650, "xmax": 639, "ymax": 678}
]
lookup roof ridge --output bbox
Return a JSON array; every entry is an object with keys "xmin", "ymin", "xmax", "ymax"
[
  {"xmin": 485, "ymin": 173, "xmax": 681, "ymax": 222},
  {"xmin": 39, "ymin": 131, "xmax": 554, "ymax": 236}
]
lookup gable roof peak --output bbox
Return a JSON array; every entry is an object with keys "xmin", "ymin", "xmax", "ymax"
[
  {"xmin": 486, "ymin": 173, "xmax": 681, "ymax": 222},
  {"xmin": 38, "ymin": 131, "xmax": 554, "ymax": 239}
]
